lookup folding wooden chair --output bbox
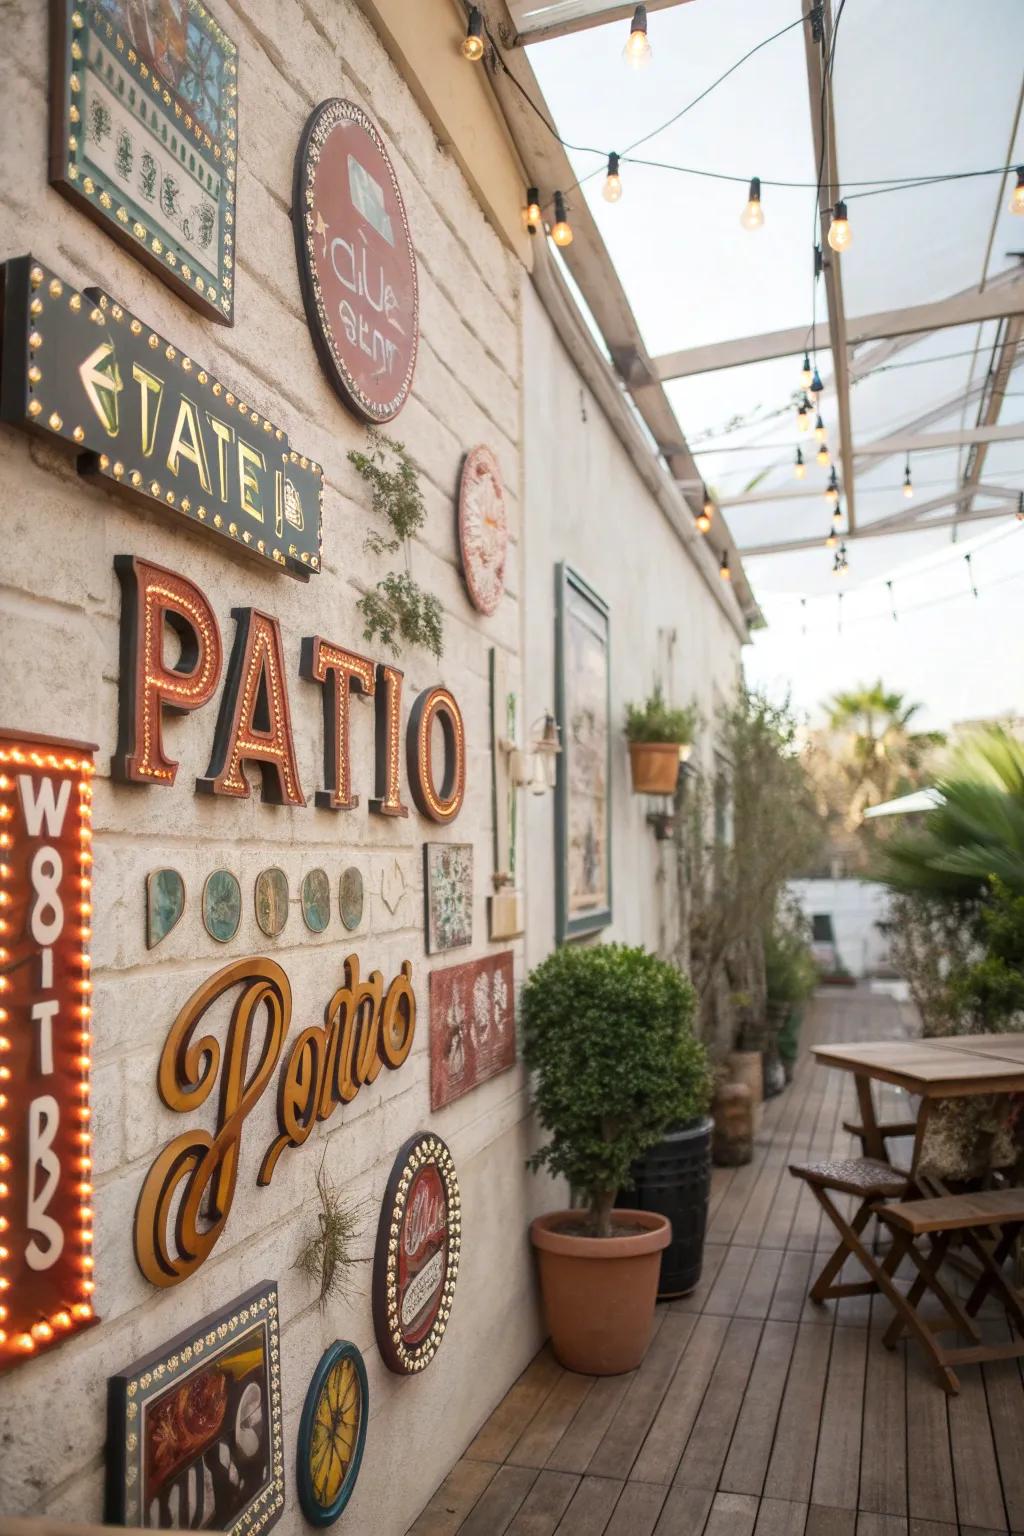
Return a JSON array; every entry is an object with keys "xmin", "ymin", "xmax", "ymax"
[{"xmin": 789, "ymin": 1157, "xmax": 907, "ymax": 1305}]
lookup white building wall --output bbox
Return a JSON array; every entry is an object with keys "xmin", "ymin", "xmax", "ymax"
[{"xmin": 789, "ymin": 878, "xmax": 895, "ymax": 978}]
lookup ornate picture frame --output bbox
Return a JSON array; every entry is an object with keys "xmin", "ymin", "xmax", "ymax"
[
  {"xmin": 106, "ymin": 1281, "xmax": 284, "ymax": 1533},
  {"xmin": 296, "ymin": 1341, "xmax": 368, "ymax": 1526},
  {"xmin": 49, "ymin": 0, "xmax": 238, "ymax": 324},
  {"xmin": 555, "ymin": 564, "xmax": 612, "ymax": 942}
]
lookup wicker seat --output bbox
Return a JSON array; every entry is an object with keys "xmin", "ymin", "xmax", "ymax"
[
  {"xmin": 788, "ymin": 1155, "xmax": 909, "ymax": 1328},
  {"xmin": 789, "ymin": 1157, "xmax": 907, "ymax": 1198}
]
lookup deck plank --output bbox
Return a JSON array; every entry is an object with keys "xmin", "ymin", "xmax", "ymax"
[
  {"xmin": 407, "ymin": 1460, "xmax": 501, "ymax": 1535},
  {"xmin": 546, "ymin": 1375, "xmax": 636, "ymax": 1477},
  {"xmin": 754, "ymin": 1500, "xmax": 808, "ymax": 1535},
  {"xmin": 459, "ymin": 1465, "xmax": 540, "ymax": 1536},
  {"xmin": 465, "ymin": 1351, "xmax": 565, "ymax": 1463},
  {"xmin": 858, "ymin": 1326, "xmax": 908, "ymax": 1518},
  {"xmin": 506, "ymin": 1471, "xmax": 581, "ymax": 1535},
  {"xmin": 763, "ymin": 1321, "xmax": 833, "ymax": 1503},
  {"xmin": 651, "ymin": 1487, "xmax": 715, "ymax": 1536},
  {"xmin": 509, "ymin": 1373, "xmax": 598, "ymax": 1469},
  {"xmin": 587, "ymin": 1313, "xmax": 696, "ymax": 1480},
  {"xmin": 702, "ymin": 1492, "xmax": 760, "ymax": 1536},
  {"xmin": 554, "ymin": 1476, "xmax": 623, "ymax": 1536},
  {"xmin": 603, "ymin": 1482, "xmax": 669, "ymax": 1536},
  {"xmin": 629, "ymin": 1314, "xmax": 730, "ymax": 1486},
  {"xmin": 671, "ymin": 1317, "xmax": 763, "ymax": 1491},
  {"xmin": 948, "ymin": 1361, "xmax": 1009, "ymax": 1532},
  {"xmin": 905, "ymin": 1354, "xmax": 956, "ymax": 1526},
  {"xmin": 812, "ymin": 1325, "xmax": 868, "ymax": 1511},
  {"xmin": 719, "ymin": 1320, "xmax": 798, "ymax": 1497}
]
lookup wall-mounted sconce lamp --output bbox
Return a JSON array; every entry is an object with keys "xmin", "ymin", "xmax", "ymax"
[{"xmin": 504, "ymin": 712, "xmax": 562, "ymax": 796}]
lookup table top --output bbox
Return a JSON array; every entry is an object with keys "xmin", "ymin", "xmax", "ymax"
[{"xmin": 811, "ymin": 1034, "xmax": 1024, "ymax": 1096}]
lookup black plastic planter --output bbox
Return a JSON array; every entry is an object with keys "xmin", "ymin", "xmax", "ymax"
[{"xmin": 616, "ymin": 1117, "xmax": 713, "ymax": 1299}]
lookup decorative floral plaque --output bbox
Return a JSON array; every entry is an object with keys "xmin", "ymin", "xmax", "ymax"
[
  {"xmin": 458, "ymin": 446, "xmax": 509, "ymax": 616},
  {"xmin": 424, "ymin": 842, "xmax": 473, "ymax": 953},
  {"xmin": 428, "ymin": 950, "xmax": 515, "ymax": 1111}
]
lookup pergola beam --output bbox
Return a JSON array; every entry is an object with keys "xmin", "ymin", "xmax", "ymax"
[
  {"xmin": 739, "ymin": 494, "xmax": 1021, "ymax": 557},
  {"xmin": 857, "ymin": 420, "xmax": 1024, "ymax": 457},
  {"xmin": 651, "ymin": 273, "xmax": 1024, "ymax": 382},
  {"xmin": 718, "ymin": 479, "xmax": 1015, "ymax": 511}
]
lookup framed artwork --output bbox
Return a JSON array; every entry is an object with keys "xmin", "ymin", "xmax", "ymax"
[
  {"xmin": 293, "ymin": 99, "xmax": 418, "ymax": 423},
  {"xmin": 457, "ymin": 446, "xmax": 508, "ymax": 616},
  {"xmin": 372, "ymin": 1133, "xmax": 460, "ymax": 1375},
  {"xmin": 296, "ymin": 1342, "xmax": 368, "ymax": 1526},
  {"xmin": 0, "ymin": 731, "xmax": 99, "ymax": 1372},
  {"xmin": 106, "ymin": 1281, "xmax": 284, "ymax": 1533},
  {"xmin": 423, "ymin": 842, "xmax": 473, "ymax": 953},
  {"xmin": 50, "ymin": 0, "xmax": 238, "ymax": 324},
  {"xmin": 555, "ymin": 564, "xmax": 612, "ymax": 942},
  {"xmin": 428, "ymin": 950, "xmax": 515, "ymax": 1111}
]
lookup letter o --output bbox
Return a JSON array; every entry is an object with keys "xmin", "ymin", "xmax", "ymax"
[{"xmin": 406, "ymin": 687, "xmax": 466, "ymax": 823}]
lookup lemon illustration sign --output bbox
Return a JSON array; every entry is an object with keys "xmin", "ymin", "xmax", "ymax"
[{"xmin": 296, "ymin": 1341, "xmax": 368, "ymax": 1525}]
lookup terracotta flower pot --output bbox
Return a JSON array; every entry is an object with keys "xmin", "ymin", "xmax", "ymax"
[
  {"xmin": 628, "ymin": 741, "xmax": 683, "ymax": 795},
  {"xmin": 530, "ymin": 1209, "xmax": 671, "ymax": 1374}
]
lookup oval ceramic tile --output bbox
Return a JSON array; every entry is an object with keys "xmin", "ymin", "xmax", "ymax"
[
  {"xmin": 146, "ymin": 868, "xmax": 185, "ymax": 949},
  {"xmin": 202, "ymin": 869, "xmax": 242, "ymax": 943},
  {"xmin": 255, "ymin": 867, "xmax": 289, "ymax": 938},
  {"xmin": 339, "ymin": 866, "xmax": 364, "ymax": 931},
  {"xmin": 302, "ymin": 868, "xmax": 331, "ymax": 933}
]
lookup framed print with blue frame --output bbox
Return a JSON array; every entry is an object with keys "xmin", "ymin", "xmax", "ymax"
[
  {"xmin": 555, "ymin": 564, "xmax": 612, "ymax": 942},
  {"xmin": 296, "ymin": 1341, "xmax": 368, "ymax": 1525}
]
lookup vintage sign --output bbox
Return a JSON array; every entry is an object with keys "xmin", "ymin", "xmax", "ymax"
[
  {"xmin": 458, "ymin": 446, "xmax": 509, "ymax": 616},
  {"xmin": 50, "ymin": 0, "xmax": 238, "ymax": 324},
  {"xmin": 372, "ymin": 1133, "xmax": 460, "ymax": 1375},
  {"xmin": 294, "ymin": 98, "xmax": 418, "ymax": 423},
  {"xmin": 106, "ymin": 1281, "xmax": 284, "ymax": 1534},
  {"xmin": 296, "ymin": 1341, "xmax": 368, "ymax": 1527},
  {"xmin": 0, "ymin": 731, "xmax": 98, "ymax": 1371},
  {"xmin": 0, "ymin": 257, "xmax": 323, "ymax": 579},
  {"xmin": 424, "ymin": 843, "xmax": 473, "ymax": 954},
  {"xmin": 134, "ymin": 954, "xmax": 416, "ymax": 1286},
  {"xmin": 428, "ymin": 950, "xmax": 515, "ymax": 1112}
]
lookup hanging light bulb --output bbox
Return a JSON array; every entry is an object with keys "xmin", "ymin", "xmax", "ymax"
[
  {"xmin": 740, "ymin": 176, "xmax": 764, "ymax": 231},
  {"xmin": 827, "ymin": 199, "xmax": 852, "ymax": 253},
  {"xmin": 816, "ymin": 442, "xmax": 830, "ymax": 468},
  {"xmin": 551, "ymin": 192, "xmax": 573, "ymax": 248},
  {"xmin": 1010, "ymin": 167, "xmax": 1024, "ymax": 216},
  {"xmin": 1017, "ymin": 492, "xmax": 1024, "ymax": 522},
  {"xmin": 826, "ymin": 526, "xmax": 838, "ymax": 549},
  {"xmin": 796, "ymin": 396, "xmax": 811, "ymax": 432},
  {"xmin": 603, "ymin": 152, "xmax": 623, "ymax": 204},
  {"xmin": 794, "ymin": 447, "xmax": 806, "ymax": 480},
  {"xmin": 800, "ymin": 353, "xmax": 812, "ymax": 389},
  {"xmin": 461, "ymin": 7, "xmax": 485, "ymax": 61},
  {"xmin": 902, "ymin": 457, "xmax": 913, "ymax": 499},
  {"xmin": 623, "ymin": 5, "xmax": 652, "ymax": 69},
  {"xmin": 523, "ymin": 187, "xmax": 542, "ymax": 235},
  {"xmin": 810, "ymin": 367, "xmax": 824, "ymax": 399},
  {"xmin": 839, "ymin": 541, "xmax": 849, "ymax": 574},
  {"xmin": 696, "ymin": 488, "xmax": 714, "ymax": 533},
  {"xmin": 831, "ymin": 501, "xmax": 842, "ymax": 529},
  {"xmin": 826, "ymin": 468, "xmax": 839, "ymax": 507},
  {"xmin": 814, "ymin": 414, "xmax": 827, "ymax": 442},
  {"xmin": 719, "ymin": 550, "xmax": 732, "ymax": 581}
]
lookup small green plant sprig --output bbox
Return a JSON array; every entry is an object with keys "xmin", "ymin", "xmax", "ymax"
[
  {"xmin": 293, "ymin": 1154, "xmax": 369, "ymax": 1312},
  {"xmin": 624, "ymin": 686, "xmax": 698, "ymax": 746},
  {"xmin": 348, "ymin": 429, "xmax": 444, "ymax": 660}
]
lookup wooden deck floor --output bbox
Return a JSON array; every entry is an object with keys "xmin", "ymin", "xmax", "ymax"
[{"xmin": 409, "ymin": 988, "xmax": 1024, "ymax": 1536}]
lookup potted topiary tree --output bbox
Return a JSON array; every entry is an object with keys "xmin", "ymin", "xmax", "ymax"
[
  {"xmin": 523, "ymin": 943, "xmax": 709, "ymax": 1374},
  {"xmin": 625, "ymin": 688, "xmax": 698, "ymax": 795}
]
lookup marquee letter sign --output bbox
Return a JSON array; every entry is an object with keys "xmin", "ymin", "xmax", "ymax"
[
  {"xmin": 0, "ymin": 730, "xmax": 98, "ymax": 1370},
  {"xmin": 372, "ymin": 1132, "xmax": 460, "ymax": 1375},
  {"xmin": 50, "ymin": 0, "xmax": 238, "ymax": 325},
  {"xmin": 293, "ymin": 99, "xmax": 419, "ymax": 424},
  {"xmin": 0, "ymin": 256, "xmax": 323, "ymax": 579}
]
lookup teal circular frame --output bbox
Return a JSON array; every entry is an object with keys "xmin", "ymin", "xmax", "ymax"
[{"xmin": 296, "ymin": 1340, "xmax": 369, "ymax": 1526}]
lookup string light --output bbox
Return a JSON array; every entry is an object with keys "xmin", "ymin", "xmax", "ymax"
[
  {"xmin": 810, "ymin": 367, "xmax": 824, "ymax": 399},
  {"xmin": 719, "ymin": 550, "xmax": 732, "ymax": 581},
  {"xmin": 886, "ymin": 579, "xmax": 898, "ymax": 622},
  {"xmin": 800, "ymin": 354, "xmax": 812, "ymax": 389},
  {"xmin": 740, "ymin": 176, "xmax": 764, "ymax": 230},
  {"xmin": 825, "ymin": 526, "xmax": 838, "ymax": 549},
  {"xmin": 816, "ymin": 441, "xmax": 830, "ymax": 468},
  {"xmin": 623, "ymin": 5, "xmax": 652, "ymax": 69},
  {"xmin": 796, "ymin": 395, "xmax": 811, "ymax": 432},
  {"xmin": 461, "ymin": 7, "xmax": 485, "ymax": 62},
  {"xmin": 831, "ymin": 502, "xmax": 842, "ymax": 530},
  {"xmin": 814, "ymin": 413, "xmax": 827, "ymax": 442},
  {"xmin": 523, "ymin": 187, "xmax": 541, "ymax": 234},
  {"xmin": 794, "ymin": 447, "xmax": 806, "ymax": 480},
  {"xmin": 603, "ymin": 153, "xmax": 623, "ymax": 204},
  {"xmin": 1010, "ymin": 167, "xmax": 1024, "ymax": 215},
  {"xmin": 825, "ymin": 468, "xmax": 839, "ymax": 507},
  {"xmin": 827, "ymin": 199, "xmax": 852, "ymax": 252},
  {"xmin": 696, "ymin": 488, "xmax": 714, "ymax": 533},
  {"xmin": 1017, "ymin": 493, "xmax": 1024, "ymax": 523},
  {"xmin": 551, "ymin": 192, "xmax": 573, "ymax": 248},
  {"xmin": 902, "ymin": 456, "xmax": 913, "ymax": 499}
]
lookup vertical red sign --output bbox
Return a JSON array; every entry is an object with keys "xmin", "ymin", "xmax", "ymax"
[{"xmin": 0, "ymin": 731, "xmax": 98, "ymax": 1370}]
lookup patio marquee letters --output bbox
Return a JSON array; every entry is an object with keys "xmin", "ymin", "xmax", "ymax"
[
  {"xmin": 0, "ymin": 256, "xmax": 323, "ymax": 579},
  {"xmin": 114, "ymin": 555, "xmax": 467, "ymax": 821}
]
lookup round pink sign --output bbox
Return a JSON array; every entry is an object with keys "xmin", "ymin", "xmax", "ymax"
[
  {"xmin": 294, "ymin": 99, "xmax": 418, "ymax": 423},
  {"xmin": 458, "ymin": 445, "xmax": 509, "ymax": 616}
]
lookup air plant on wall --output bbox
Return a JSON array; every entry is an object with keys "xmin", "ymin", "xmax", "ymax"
[{"xmin": 294, "ymin": 1153, "xmax": 370, "ymax": 1312}]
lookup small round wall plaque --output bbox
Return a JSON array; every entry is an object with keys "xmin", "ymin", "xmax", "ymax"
[
  {"xmin": 457, "ymin": 445, "xmax": 508, "ymax": 616},
  {"xmin": 294, "ymin": 98, "xmax": 419, "ymax": 424},
  {"xmin": 202, "ymin": 869, "xmax": 241, "ymax": 943},
  {"xmin": 339, "ymin": 866, "xmax": 364, "ymax": 931},
  {"xmin": 296, "ymin": 1341, "xmax": 368, "ymax": 1525},
  {"xmin": 372, "ymin": 1132, "xmax": 461, "ymax": 1375},
  {"xmin": 301, "ymin": 868, "xmax": 332, "ymax": 933},
  {"xmin": 255, "ymin": 867, "xmax": 289, "ymax": 938}
]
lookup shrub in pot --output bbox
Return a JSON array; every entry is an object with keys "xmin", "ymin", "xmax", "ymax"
[
  {"xmin": 523, "ymin": 942, "xmax": 706, "ymax": 1374},
  {"xmin": 625, "ymin": 688, "xmax": 698, "ymax": 795}
]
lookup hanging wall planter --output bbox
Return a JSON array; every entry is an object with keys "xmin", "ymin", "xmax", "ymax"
[
  {"xmin": 625, "ymin": 688, "xmax": 697, "ymax": 795},
  {"xmin": 629, "ymin": 741, "xmax": 687, "ymax": 795}
]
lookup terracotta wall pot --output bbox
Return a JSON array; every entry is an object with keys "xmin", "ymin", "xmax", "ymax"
[
  {"xmin": 530, "ymin": 1209, "xmax": 670, "ymax": 1375},
  {"xmin": 628, "ymin": 741, "xmax": 683, "ymax": 795}
]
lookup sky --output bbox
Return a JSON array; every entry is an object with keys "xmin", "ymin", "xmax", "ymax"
[{"xmin": 526, "ymin": 0, "xmax": 1024, "ymax": 734}]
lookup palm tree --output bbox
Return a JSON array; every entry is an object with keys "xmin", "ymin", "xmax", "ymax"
[{"xmin": 825, "ymin": 680, "xmax": 945, "ymax": 822}]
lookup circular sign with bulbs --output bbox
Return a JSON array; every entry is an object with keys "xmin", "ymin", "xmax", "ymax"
[
  {"xmin": 293, "ymin": 98, "xmax": 419, "ymax": 423},
  {"xmin": 457, "ymin": 445, "xmax": 509, "ymax": 616},
  {"xmin": 372, "ymin": 1132, "xmax": 461, "ymax": 1375}
]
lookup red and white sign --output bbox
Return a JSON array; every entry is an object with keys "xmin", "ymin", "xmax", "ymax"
[
  {"xmin": 0, "ymin": 731, "xmax": 98, "ymax": 1370},
  {"xmin": 295, "ymin": 98, "xmax": 418, "ymax": 424},
  {"xmin": 373, "ymin": 1132, "xmax": 461, "ymax": 1374}
]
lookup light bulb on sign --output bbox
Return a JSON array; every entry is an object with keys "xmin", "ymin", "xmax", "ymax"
[
  {"xmin": 740, "ymin": 177, "xmax": 764, "ymax": 231},
  {"xmin": 623, "ymin": 5, "xmax": 652, "ymax": 68},
  {"xmin": 603, "ymin": 153, "xmax": 623, "ymax": 204},
  {"xmin": 827, "ymin": 200, "xmax": 852, "ymax": 253}
]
